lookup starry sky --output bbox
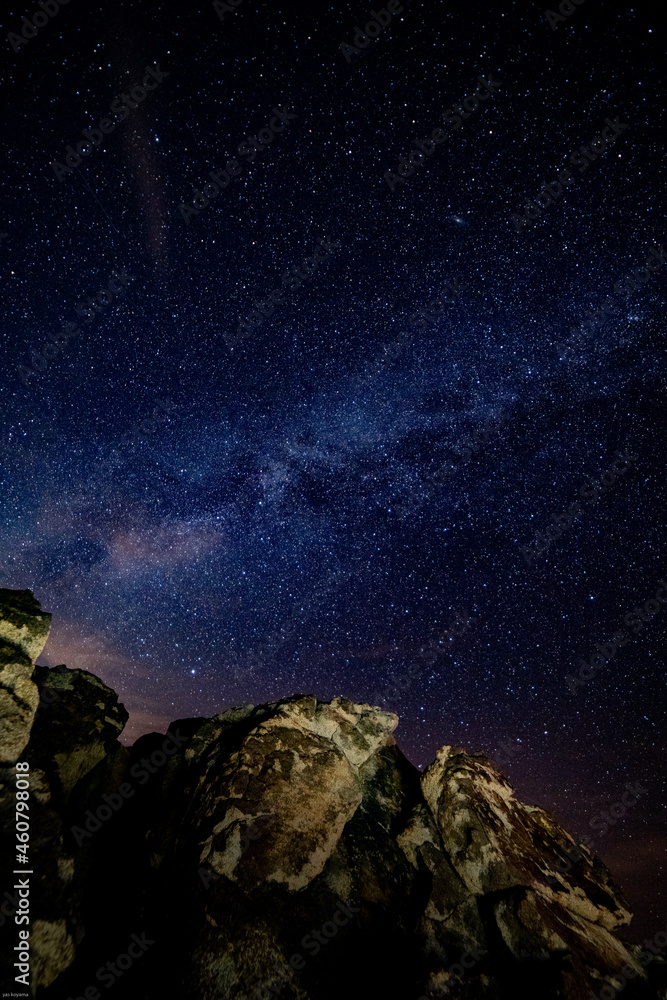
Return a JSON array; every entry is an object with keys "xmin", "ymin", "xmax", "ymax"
[{"xmin": 1, "ymin": 0, "xmax": 665, "ymax": 940}]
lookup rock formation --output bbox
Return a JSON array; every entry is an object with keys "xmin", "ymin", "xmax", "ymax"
[
  {"xmin": 0, "ymin": 589, "xmax": 664, "ymax": 999},
  {"xmin": 0, "ymin": 589, "xmax": 51, "ymax": 763}
]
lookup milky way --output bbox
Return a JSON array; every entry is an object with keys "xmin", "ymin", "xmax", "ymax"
[{"xmin": 1, "ymin": 0, "xmax": 665, "ymax": 938}]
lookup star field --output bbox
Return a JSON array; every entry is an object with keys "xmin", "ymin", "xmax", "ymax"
[{"xmin": 0, "ymin": 0, "xmax": 665, "ymax": 939}]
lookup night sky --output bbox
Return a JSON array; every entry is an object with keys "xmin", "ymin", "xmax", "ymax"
[{"xmin": 1, "ymin": 0, "xmax": 665, "ymax": 941}]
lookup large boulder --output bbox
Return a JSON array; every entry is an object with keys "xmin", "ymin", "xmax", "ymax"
[
  {"xmin": 156, "ymin": 696, "xmax": 398, "ymax": 890},
  {"xmin": 420, "ymin": 746, "xmax": 643, "ymax": 997}
]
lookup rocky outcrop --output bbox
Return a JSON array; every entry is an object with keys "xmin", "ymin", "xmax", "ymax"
[
  {"xmin": 419, "ymin": 747, "xmax": 642, "ymax": 997},
  {"xmin": 0, "ymin": 589, "xmax": 51, "ymax": 762},
  {"xmin": 0, "ymin": 589, "xmax": 665, "ymax": 1000},
  {"xmin": 14, "ymin": 663, "xmax": 130, "ymax": 991},
  {"xmin": 28, "ymin": 663, "xmax": 129, "ymax": 800},
  {"xmin": 0, "ymin": 593, "xmax": 128, "ymax": 995}
]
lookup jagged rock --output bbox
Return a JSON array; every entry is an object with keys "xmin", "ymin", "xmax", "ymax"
[
  {"xmin": 421, "ymin": 746, "xmax": 643, "ymax": 996},
  {"xmin": 0, "ymin": 589, "xmax": 51, "ymax": 762},
  {"xmin": 397, "ymin": 802, "xmax": 487, "ymax": 962},
  {"xmin": 28, "ymin": 663, "xmax": 129, "ymax": 800},
  {"xmin": 0, "ymin": 652, "xmax": 129, "ymax": 994},
  {"xmin": 0, "ymin": 589, "xmax": 662, "ymax": 1000},
  {"xmin": 0, "ymin": 589, "xmax": 52, "ymax": 663}
]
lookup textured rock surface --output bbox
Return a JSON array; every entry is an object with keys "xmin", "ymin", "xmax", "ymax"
[
  {"xmin": 28, "ymin": 663, "xmax": 129, "ymax": 799},
  {"xmin": 0, "ymin": 650, "xmax": 129, "ymax": 994},
  {"xmin": 0, "ymin": 589, "xmax": 51, "ymax": 762},
  {"xmin": 0, "ymin": 590, "xmax": 665, "ymax": 1000},
  {"xmin": 153, "ymin": 696, "xmax": 399, "ymax": 891}
]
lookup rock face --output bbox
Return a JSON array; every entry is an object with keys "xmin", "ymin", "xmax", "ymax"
[
  {"xmin": 0, "ymin": 589, "xmax": 51, "ymax": 762},
  {"xmin": 0, "ymin": 589, "xmax": 665, "ymax": 1000}
]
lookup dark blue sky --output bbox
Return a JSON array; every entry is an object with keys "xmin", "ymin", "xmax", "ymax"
[{"xmin": 1, "ymin": 0, "xmax": 665, "ymax": 940}]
